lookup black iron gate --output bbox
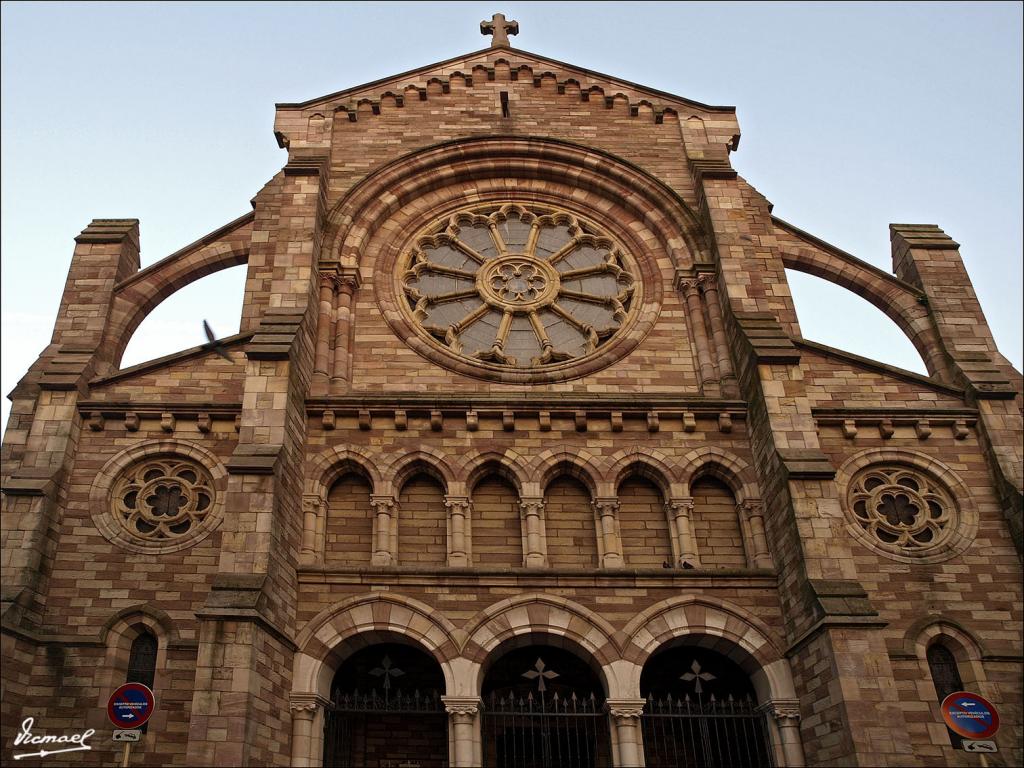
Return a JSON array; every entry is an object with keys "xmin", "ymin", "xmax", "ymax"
[
  {"xmin": 323, "ymin": 688, "xmax": 447, "ymax": 768},
  {"xmin": 481, "ymin": 690, "xmax": 611, "ymax": 768},
  {"xmin": 641, "ymin": 693, "xmax": 775, "ymax": 768}
]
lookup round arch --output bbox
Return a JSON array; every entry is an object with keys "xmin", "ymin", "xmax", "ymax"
[
  {"xmin": 622, "ymin": 595, "xmax": 793, "ymax": 704},
  {"xmin": 461, "ymin": 593, "xmax": 623, "ymax": 697},
  {"xmin": 293, "ymin": 593, "xmax": 462, "ymax": 701},
  {"xmin": 322, "ymin": 136, "xmax": 708, "ymax": 385}
]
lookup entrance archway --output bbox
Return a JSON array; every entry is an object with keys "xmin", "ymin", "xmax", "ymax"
[
  {"xmin": 640, "ymin": 644, "xmax": 774, "ymax": 767},
  {"xmin": 323, "ymin": 642, "xmax": 448, "ymax": 767},
  {"xmin": 481, "ymin": 643, "xmax": 611, "ymax": 768}
]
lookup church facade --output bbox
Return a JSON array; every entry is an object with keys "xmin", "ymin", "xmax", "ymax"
[{"xmin": 2, "ymin": 17, "xmax": 1021, "ymax": 768}]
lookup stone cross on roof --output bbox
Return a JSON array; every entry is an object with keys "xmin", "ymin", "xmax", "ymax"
[{"xmin": 481, "ymin": 13, "xmax": 519, "ymax": 48}]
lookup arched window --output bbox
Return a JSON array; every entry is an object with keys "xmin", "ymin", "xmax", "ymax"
[
  {"xmin": 126, "ymin": 631, "xmax": 158, "ymax": 732},
  {"xmin": 927, "ymin": 644, "xmax": 964, "ymax": 748}
]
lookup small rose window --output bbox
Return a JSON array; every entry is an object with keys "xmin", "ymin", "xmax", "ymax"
[
  {"xmin": 112, "ymin": 458, "xmax": 216, "ymax": 543},
  {"xmin": 400, "ymin": 203, "xmax": 637, "ymax": 368},
  {"xmin": 847, "ymin": 466, "xmax": 954, "ymax": 553}
]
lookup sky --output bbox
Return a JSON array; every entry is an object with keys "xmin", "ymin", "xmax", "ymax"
[{"xmin": 2, "ymin": 1, "xmax": 1022, "ymax": 435}]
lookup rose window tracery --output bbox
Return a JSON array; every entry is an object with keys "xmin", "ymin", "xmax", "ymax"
[
  {"xmin": 847, "ymin": 466, "xmax": 954, "ymax": 552},
  {"xmin": 399, "ymin": 203, "xmax": 638, "ymax": 368},
  {"xmin": 111, "ymin": 458, "xmax": 216, "ymax": 543}
]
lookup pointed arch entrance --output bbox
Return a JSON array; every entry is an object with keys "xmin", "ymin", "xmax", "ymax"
[
  {"xmin": 481, "ymin": 642, "xmax": 611, "ymax": 768},
  {"xmin": 324, "ymin": 642, "xmax": 448, "ymax": 767},
  {"xmin": 640, "ymin": 643, "xmax": 775, "ymax": 767}
]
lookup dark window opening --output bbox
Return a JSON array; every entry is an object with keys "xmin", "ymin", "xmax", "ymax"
[
  {"xmin": 927, "ymin": 644, "xmax": 964, "ymax": 749},
  {"xmin": 126, "ymin": 631, "xmax": 157, "ymax": 733}
]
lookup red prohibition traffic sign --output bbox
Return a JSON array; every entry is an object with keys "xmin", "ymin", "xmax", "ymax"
[
  {"xmin": 940, "ymin": 691, "xmax": 999, "ymax": 740},
  {"xmin": 107, "ymin": 683, "xmax": 155, "ymax": 729}
]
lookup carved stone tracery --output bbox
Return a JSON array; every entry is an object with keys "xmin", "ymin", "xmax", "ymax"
[{"xmin": 399, "ymin": 203, "xmax": 638, "ymax": 372}]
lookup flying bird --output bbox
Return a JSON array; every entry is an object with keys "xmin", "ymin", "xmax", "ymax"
[{"xmin": 202, "ymin": 320, "xmax": 234, "ymax": 362}]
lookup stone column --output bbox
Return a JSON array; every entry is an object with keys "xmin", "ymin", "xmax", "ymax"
[
  {"xmin": 330, "ymin": 269, "xmax": 360, "ymax": 391},
  {"xmin": 739, "ymin": 500, "xmax": 772, "ymax": 568},
  {"xmin": 300, "ymin": 494, "xmax": 324, "ymax": 565},
  {"xmin": 445, "ymin": 495, "xmax": 472, "ymax": 567},
  {"xmin": 370, "ymin": 495, "xmax": 397, "ymax": 565},
  {"xmin": 677, "ymin": 276, "xmax": 720, "ymax": 396},
  {"xmin": 442, "ymin": 696, "xmax": 481, "ymax": 768},
  {"xmin": 665, "ymin": 498, "xmax": 701, "ymax": 568},
  {"xmin": 519, "ymin": 497, "xmax": 549, "ymax": 567},
  {"xmin": 606, "ymin": 699, "xmax": 647, "ymax": 767},
  {"xmin": 698, "ymin": 272, "xmax": 737, "ymax": 393},
  {"xmin": 593, "ymin": 498, "xmax": 625, "ymax": 568},
  {"xmin": 313, "ymin": 272, "xmax": 336, "ymax": 384},
  {"xmin": 290, "ymin": 694, "xmax": 328, "ymax": 768},
  {"xmin": 758, "ymin": 699, "xmax": 805, "ymax": 767}
]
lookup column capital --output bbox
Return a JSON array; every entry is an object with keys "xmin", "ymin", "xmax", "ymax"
[
  {"xmin": 441, "ymin": 695, "xmax": 481, "ymax": 716},
  {"xmin": 605, "ymin": 697, "xmax": 647, "ymax": 719},
  {"xmin": 289, "ymin": 692, "xmax": 331, "ymax": 713},
  {"xmin": 666, "ymin": 497, "xmax": 695, "ymax": 515},
  {"xmin": 301, "ymin": 494, "xmax": 324, "ymax": 510},
  {"xmin": 519, "ymin": 497, "xmax": 546, "ymax": 515},
  {"xmin": 676, "ymin": 276, "xmax": 702, "ymax": 296},
  {"xmin": 592, "ymin": 498, "xmax": 620, "ymax": 516},
  {"xmin": 335, "ymin": 267, "xmax": 361, "ymax": 295},
  {"xmin": 696, "ymin": 271, "xmax": 718, "ymax": 291},
  {"xmin": 444, "ymin": 495, "xmax": 472, "ymax": 512},
  {"xmin": 370, "ymin": 495, "xmax": 397, "ymax": 512},
  {"xmin": 738, "ymin": 499, "xmax": 764, "ymax": 518},
  {"xmin": 757, "ymin": 698, "xmax": 801, "ymax": 722}
]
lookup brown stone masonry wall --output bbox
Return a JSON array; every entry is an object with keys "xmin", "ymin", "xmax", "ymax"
[
  {"xmin": 470, "ymin": 477, "xmax": 523, "ymax": 568},
  {"xmin": 325, "ymin": 473, "xmax": 374, "ymax": 567},
  {"xmin": 617, "ymin": 477, "xmax": 673, "ymax": 569},
  {"xmin": 399, "ymin": 475, "xmax": 448, "ymax": 567},
  {"xmin": 544, "ymin": 476, "xmax": 599, "ymax": 569}
]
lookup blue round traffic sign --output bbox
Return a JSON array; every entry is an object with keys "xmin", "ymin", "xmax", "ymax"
[
  {"xmin": 940, "ymin": 691, "xmax": 999, "ymax": 739},
  {"xmin": 107, "ymin": 683, "xmax": 155, "ymax": 729}
]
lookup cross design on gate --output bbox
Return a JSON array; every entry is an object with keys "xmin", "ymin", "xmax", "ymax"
[
  {"xmin": 370, "ymin": 655, "xmax": 405, "ymax": 691},
  {"xmin": 680, "ymin": 660, "xmax": 716, "ymax": 694},
  {"xmin": 522, "ymin": 658, "xmax": 559, "ymax": 692}
]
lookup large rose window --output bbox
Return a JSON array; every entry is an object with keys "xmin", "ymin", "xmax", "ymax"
[{"xmin": 399, "ymin": 203, "xmax": 637, "ymax": 368}]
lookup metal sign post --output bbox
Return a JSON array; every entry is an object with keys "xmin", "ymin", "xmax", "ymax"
[{"xmin": 107, "ymin": 683, "xmax": 155, "ymax": 767}]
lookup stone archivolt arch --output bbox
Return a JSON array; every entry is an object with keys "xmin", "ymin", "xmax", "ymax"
[
  {"xmin": 320, "ymin": 135, "xmax": 706, "ymax": 384},
  {"xmin": 323, "ymin": 135, "xmax": 708, "ymax": 274},
  {"xmin": 461, "ymin": 593, "xmax": 621, "ymax": 696},
  {"xmin": 381, "ymin": 448, "xmax": 459, "ymax": 497},
  {"xmin": 97, "ymin": 213, "xmax": 253, "ymax": 374},
  {"xmin": 289, "ymin": 591, "xmax": 806, "ymax": 766},
  {"xmin": 604, "ymin": 446, "xmax": 682, "ymax": 499},
  {"xmin": 305, "ymin": 445, "xmax": 382, "ymax": 499},
  {"xmin": 526, "ymin": 448, "xmax": 605, "ymax": 498},
  {"xmin": 458, "ymin": 449, "xmax": 530, "ymax": 495},
  {"xmin": 677, "ymin": 445, "xmax": 759, "ymax": 502},
  {"xmin": 294, "ymin": 593, "xmax": 463, "ymax": 699}
]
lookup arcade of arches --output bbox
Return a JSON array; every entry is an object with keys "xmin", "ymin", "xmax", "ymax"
[{"xmin": 291, "ymin": 595, "xmax": 804, "ymax": 768}]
